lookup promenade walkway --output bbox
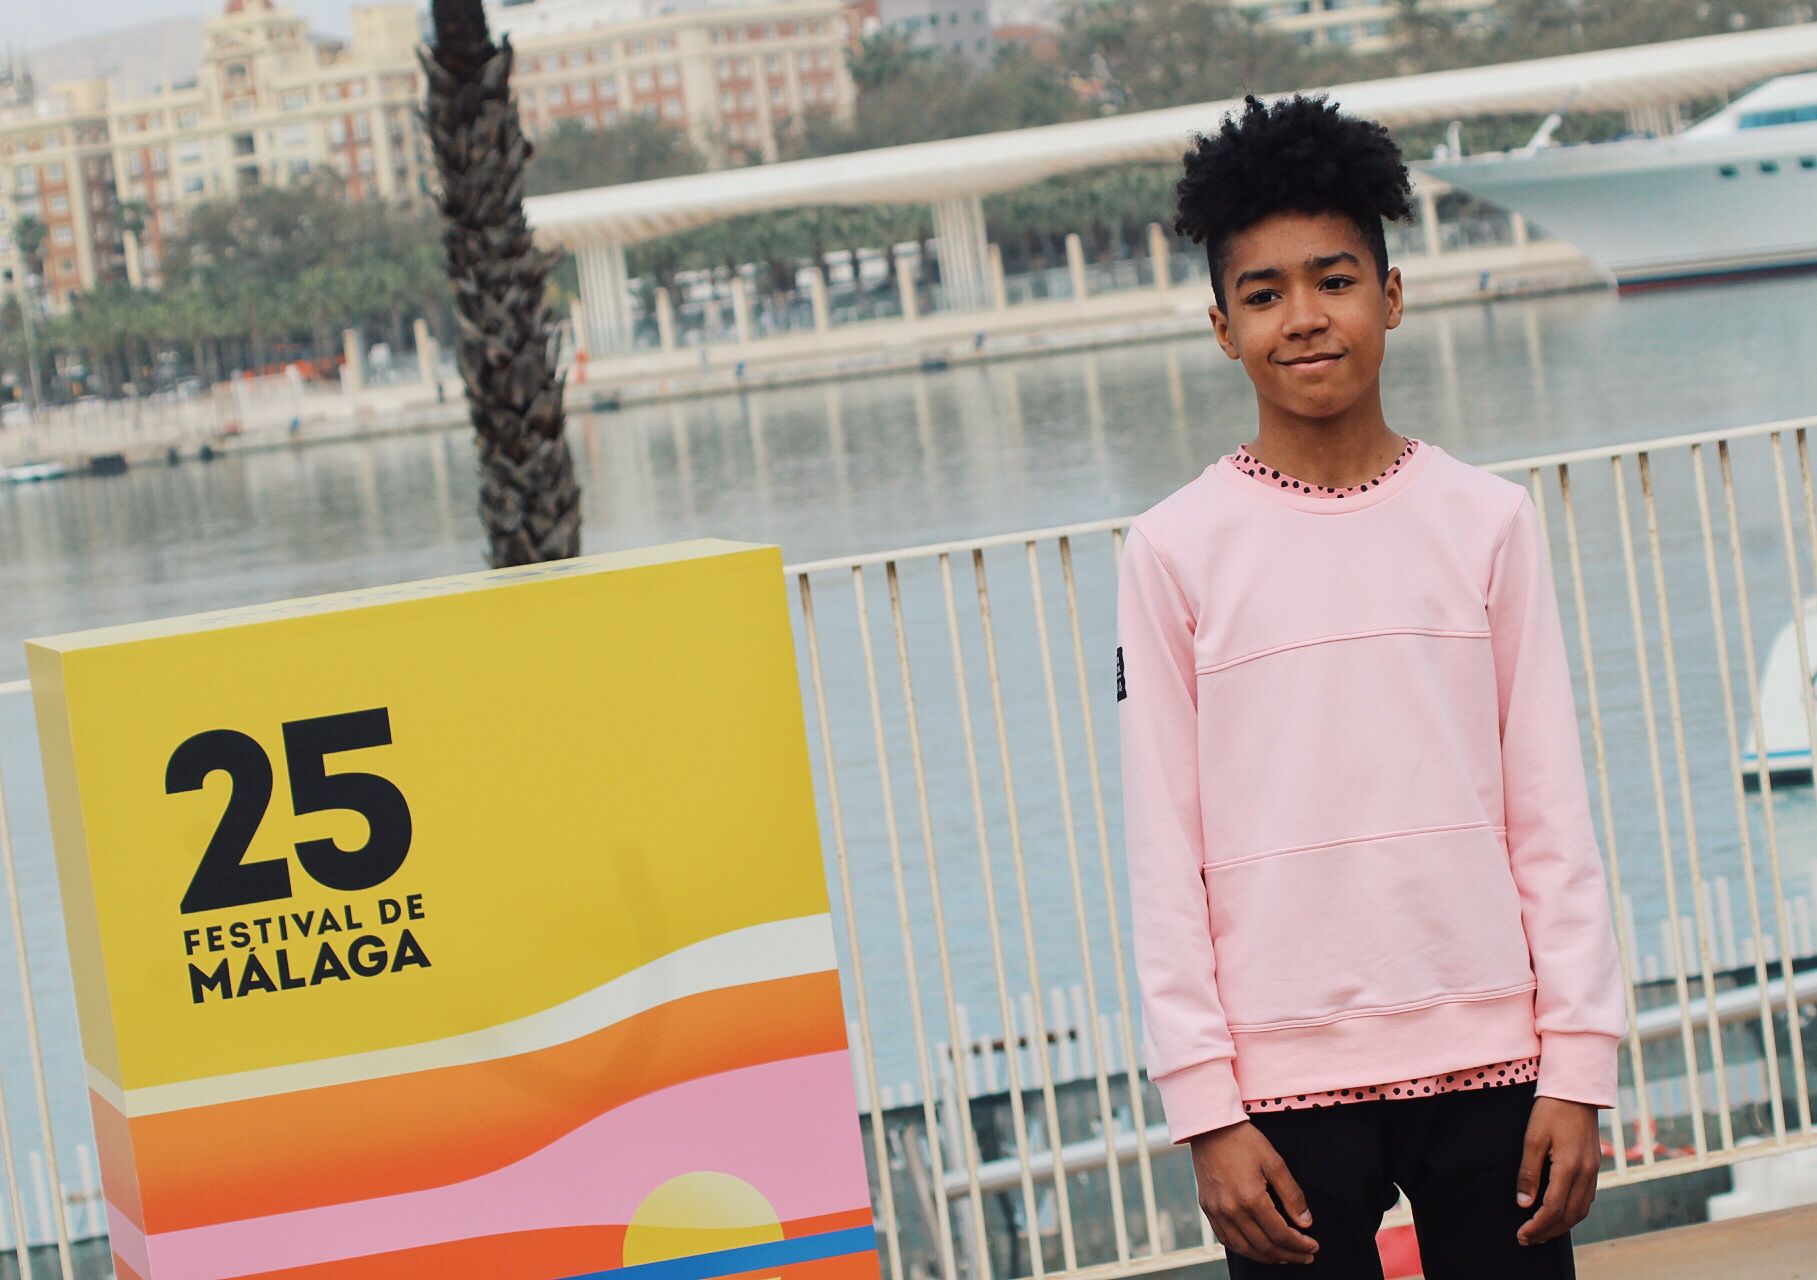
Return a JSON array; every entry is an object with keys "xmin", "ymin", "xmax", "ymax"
[{"xmin": 1578, "ymin": 1203, "xmax": 1817, "ymax": 1279}]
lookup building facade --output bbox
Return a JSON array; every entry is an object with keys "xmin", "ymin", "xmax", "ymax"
[
  {"xmin": 1, "ymin": 0, "xmax": 857, "ymax": 310},
  {"xmin": 1234, "ymin": 0, "xmax": 1499, "ymax": 52}
]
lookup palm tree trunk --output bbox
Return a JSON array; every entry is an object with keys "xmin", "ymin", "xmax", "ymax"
[{"xmin": 423, "ymin": 0, "xmax": 581, "ymax": 566}]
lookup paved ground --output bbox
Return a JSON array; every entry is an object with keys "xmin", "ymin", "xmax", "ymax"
[{"xmin": 1576, "ymin": 1203, "xmax": 1817, "ymax": 1278}]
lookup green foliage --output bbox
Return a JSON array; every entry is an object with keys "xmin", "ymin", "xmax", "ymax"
[{"xmin": 525, "ymin": 115, "xmax": 707, "ymax": 196}]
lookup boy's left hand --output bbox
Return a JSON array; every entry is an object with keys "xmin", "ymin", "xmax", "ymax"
[{"xmin": 1515, "ymin": 1096, "xmax": 1602, "ymax": 1245}]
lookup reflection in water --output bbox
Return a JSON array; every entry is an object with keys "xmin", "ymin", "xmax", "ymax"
[{"xmin": 6, "ymin": 279, "xmax": 1817, "ymax": 679}]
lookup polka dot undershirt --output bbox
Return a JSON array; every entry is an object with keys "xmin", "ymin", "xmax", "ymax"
[
  {"xmin": 1232, "ymin": 435, "xmax": 1420, "ymax": 498},
  {"xmin": 1243, "ymin": 1055, "xmax": 1541, "ymax": 1114}
]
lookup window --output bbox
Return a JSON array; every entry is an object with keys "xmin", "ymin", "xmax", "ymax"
[
  {"xmin": 1739, "ymin": 104, "xmax": 1817, "ymax": 128},
  {"xmin": 1717, "ymin": 164, "xmax": 1738, "ymax": 177},
  {"xmin": 354, "ymin": 116, "xmax": 371, "ymax": 140},
  {"xmin": 631, "ymin": 38, "xmax": 646, "ymax": 56},
  {"xmin": 738, "ymin": 56, "xmax": 751, "ymax": 73},
  {"xmin": 358, "ymin": 151, "xmax": 375, "ymax": 175},
  {"xmin": 571, "ymin": 81, "xmax": 591, "ymax": 102},
  {"xmin": 796, "ymin": 51, "xmax": 814, "ymax": 69},
  {"xmin": 288, "ymin": 157, "xmax": 312, "ymax": 177},
  {"xmin": 659, "ymin": 64, "xmax": 677, "ymax": 86},
  {"xmin": 662, "ymin": 97, "xmax": 682, "ymax": 118},
  {"xmin": 817, "ymin": 49, "xmax": 830, "ymax": 68},
  {"xmin": 1758, "ymin": 159, "xmax": 1779, "ymax": 173},
  {"xmin": 930, "ymin": 12, "xmax": 940, "ymax": 23},
  {"xmin": 49, "ymin": 194, "xmax": 69, "ymax": 212},
  {"xmin": 717, "ymin": 57, "xmax": 731, "ymax": 77},
  {"xmin": 549, "ymin": 84, "xmax": 568, "ymax": 106},
  {"xmin": 766, "ymin": 54, "xmax": 780, "ymax": 73},
  {"xmin": 283, "ymin": 125, "xmax": 309, "ymax": 147},
  {"xmin": 641, "ymin": 102, "xmax": 657, "ymax": 120},
  {"xmin": 596, "ymin": 44, "xmax": 613, "ymax": 61},
  {"xmin": 45, "ymin": 162, "xmax": 63, "ymax": 182},
  {"xmin": 634, "ymin": 68, "xmax": 653, "ymax": 91},
  {"xmin": 233, "ymin": 133, "xmax": 256, "ymax": 156},
  {"xmin": 659, "ymin": 33, "xmax": 673, "ymax": 50},
  {"xmin": 282, "ymin": 90, "xmax": 308, "ymax": 110},
  {"xmin": 329, "ymin": 119, "xmax": 347, "ymax": 144},
  {"xmin": 596, "ymin": 76, "xmax": 616, "ymax": 97},
  {"xmin": 740, "ymin": 88, "xmax": 754, "ymax": 107},
  {"xmin": 721, "ymin": 91, "xmax": 737, "ymax": 110},
  {"xmin": 763, "ymin": 22, "xmax": 777, "ymax": 38},
  {"xmin": 1328, "ymin": 23, "xmax": 1354, "ymax": 42},
  {"xmin": 128, "ymin": 154, "xmax": 144, "ymax": 177},
  {"xmin": 225, "ymin": 61, "xmax": 249, "ymax": 86},
  {"xmin": 53, "ymin": 225, "xmax": 73, "ymax": 245},
  {"xmin": 604, "ymin": 107, "xmax": 619, "ymax": 126},
  {"xmin": 183, "ymin": 174, "xmax": 206, "ymax": 194},
  {"xmin": 178, "ymin": 108, "xmax": 202, "ymax": 128},
  {"xmin": 179, "ymin": 142, "xmax": 204, "ymax": 164},
  {"xmin": 152, "ymin": 147, "xmax": 168, "ymax": 173},
  {"xmin": 349, "ymin": 81, "xmax": 366, "ymax": 98},
  {"xmin": 522, "ymin": 89, "xmax": 538, "ymax": 106},
  {"xmin": 231, "ymin": 98, "xmax": 256, "ymax": 118}
]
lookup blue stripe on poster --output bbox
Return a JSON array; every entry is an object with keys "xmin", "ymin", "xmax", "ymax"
[{"xmin": 563, "ymin": 1224, "xmax": 879, "ymax": 1280}]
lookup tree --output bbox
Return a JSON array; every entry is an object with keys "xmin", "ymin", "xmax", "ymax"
[
  {"xmin": 527, "ymin": 115, "xmax": 707, "ymax": 196},
  {"xmin": 423, "ymin": 0, "xmax": 581, "ymax": 566}
]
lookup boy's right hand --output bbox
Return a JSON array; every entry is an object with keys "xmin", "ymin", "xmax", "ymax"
[{"xmin": 1189, "ymin": 1120, "xmax": 1319, "ymax": 1265}]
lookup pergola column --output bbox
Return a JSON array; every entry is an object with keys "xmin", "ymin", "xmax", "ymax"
[
  {"xmin": 576, "ymin": 240, "xmax": 636, "ymax": 357},
  {"xmin": 930, "ymin": 193, "xmax": 990, "ymax": 312}
]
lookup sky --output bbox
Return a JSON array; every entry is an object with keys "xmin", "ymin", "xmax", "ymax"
[{"xmin": 22, "ymin": 0, "xmax": 393, "ymax": 51}]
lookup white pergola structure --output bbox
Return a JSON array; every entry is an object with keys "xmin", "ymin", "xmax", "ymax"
[{"xmin": 524, "ymin": 24, "xmax": 1817, "ymax": 356}]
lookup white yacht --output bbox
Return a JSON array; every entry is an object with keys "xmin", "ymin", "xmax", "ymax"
[{"xmin": 1413, "ymin": 71, "xmax": 1817, "ymax": 292}]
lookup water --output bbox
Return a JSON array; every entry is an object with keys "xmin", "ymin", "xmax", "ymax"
[{"xmin": 3, "ymin": 276, "xmax": 1817, "ymax": 1236}]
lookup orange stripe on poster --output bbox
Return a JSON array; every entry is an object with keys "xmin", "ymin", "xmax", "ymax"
[
  {"xmin": 90, "ymin": 1088, "xmax": 146, "ymax": 1233},
  {"xmin": 238, "ymin": 1210, "xmax": 880, "ymax": 1280},
  {"xmin": 113, "ymin": 1254, "xmax": 148, "ymax": 1280},
  {"xmin": 117, "ymin": 969, "xmax": 846, "ymax": 1233}
]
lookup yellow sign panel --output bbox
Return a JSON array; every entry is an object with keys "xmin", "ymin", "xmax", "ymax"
[{"xmin": 28, "ymin": 542, "xmax": 880, "ymax": 1280}]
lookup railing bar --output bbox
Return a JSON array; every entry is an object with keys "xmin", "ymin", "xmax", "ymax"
[
  {"xmin": 1027, "ymin": 538, "xmax": 1128, "ymax": 1263},
  {"xmin": 971, "ymin": 546, "xmax": 1079, "ymax": 1274},
  {"xmin": 882, "ymin": 558, "xmax": 987, "ymax": 1279},
  {"xmin": 1764, "ymin": 433, "xmax": 1816, "ymax": 1133},
  {"xmin": 1609, "ymin": 454, "xmax": 1709, "ymax": 1157},
  {"xmin": 937, "ymin": 550, "xmax": 1043, "ymax": 1280},
  {"xmin": 0, "ymin": 767, "xmax": 74, "ymax": 1278},
  {"xmin": 851, "ymin": 563, "xmax": 964, "ymax": 1280},
  {"xmin": 1637, "ymin": 450, "xmax": 1734, "ymax": 1150},
  {"xmin": 1689, "ymin": 441, "xmax": 1787, "ymax": 1143},
  {"xmin": 1551, "ymin": 463, "xmax": 1651, "ymax": 1168},
  {"xmin": 794, "ymin": 573, "xmax": 906, "ymax": 1280},
  {"xmin": 1063, "ymin": 527, "xmax": 1165, "ymax": 1253}
]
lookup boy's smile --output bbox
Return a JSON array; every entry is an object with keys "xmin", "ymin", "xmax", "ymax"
[{"xmin": 1205, "ymin": 210, "xmax": 1403, "ymax": 436}]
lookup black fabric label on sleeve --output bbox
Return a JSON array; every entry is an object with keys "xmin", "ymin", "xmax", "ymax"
[{"xmin": 1116, "ymin": 645, "xmax": 1126, "ymax": 701}]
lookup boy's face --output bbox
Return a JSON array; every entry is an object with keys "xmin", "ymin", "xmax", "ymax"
[{"xmin": 1206, "ymin": 209, "xmax": 1402, "ymax": 423}]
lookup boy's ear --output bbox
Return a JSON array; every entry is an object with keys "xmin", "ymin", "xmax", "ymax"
[
  {"xmin": 1207, "ymin": 302, "xmax": 1239, "ymax": 360},
  {"xmin": 1384, "ymin": 266, "xmax": 1404, "ymax": 329}
]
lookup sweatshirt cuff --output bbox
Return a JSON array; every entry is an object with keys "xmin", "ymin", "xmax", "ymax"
[
  {"xmin": 1154, "ymin": 1056, "xmax": 1248, "ymax": 1143},
  {"xmin": 1537, "ymin": 1031, "xmax": 1621, "ymax": 1108}
]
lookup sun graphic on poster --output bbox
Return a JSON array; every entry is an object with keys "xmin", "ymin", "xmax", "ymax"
[{"xmin": 625, "ymin": 1172, "xmax": 788, "ymax": 1280}]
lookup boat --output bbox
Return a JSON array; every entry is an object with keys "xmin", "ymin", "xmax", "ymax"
[
  {"xmin": 1740, "ymin": 594, "xmax": 1817, "ymax": 788},
  {"xmin": 3, "ymin": 460, "xmax": 70, "ymax": 484},
  {"xmin": 1412, "ymin": 71, "xmax": 1817, "ymax": 292}
]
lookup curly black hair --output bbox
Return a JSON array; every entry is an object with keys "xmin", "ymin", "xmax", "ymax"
[{"xmin": 1174, "ymin": 91, "xmax": 1414, "ymax": 315}]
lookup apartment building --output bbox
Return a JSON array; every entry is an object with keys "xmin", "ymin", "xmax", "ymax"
[
  {"xmin": 1236, "ymin": 0, "xmax": 1499, "ymax": 52},
  {"xmin": 1, "ymin": 0, "xmax": 857, "ymax": 310},
  {"xmin": 495, "ymin": 0, "xmax": 857, "ymax": 157}
]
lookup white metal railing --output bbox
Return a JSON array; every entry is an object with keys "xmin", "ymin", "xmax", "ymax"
[{"xmin": 3, "ymin": 417, "xmax": 1817, "ymax": 1276}]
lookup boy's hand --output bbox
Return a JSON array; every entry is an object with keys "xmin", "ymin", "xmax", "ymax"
[
  {"xmin": 1189, "ymin": 1120, "xmax": 1318, "ymax": 1265},
  {"xmin": 1515, "ymin": 1096, "xmax": 1602, "ymax": 1245}
]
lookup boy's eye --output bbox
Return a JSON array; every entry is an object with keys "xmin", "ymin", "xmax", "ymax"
[{"xmin": 1244, "ymin": 276, "xmax": 1354, "ymax": 306}]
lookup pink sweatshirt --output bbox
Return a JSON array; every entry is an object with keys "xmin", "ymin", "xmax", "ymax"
[{"xmin": 1115, "ymin": 436, "xmax": 1628, "ymax": 1144}]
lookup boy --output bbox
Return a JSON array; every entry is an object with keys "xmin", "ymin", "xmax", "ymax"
[{"xmin": 1114, "ymin": 92, "xmax": 1628, "ymax": 1277}]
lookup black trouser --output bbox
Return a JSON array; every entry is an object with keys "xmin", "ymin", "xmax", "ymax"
[{"xmin": 1221, "ymin": 1080, "xmax": 1576, "ymax": 1280}]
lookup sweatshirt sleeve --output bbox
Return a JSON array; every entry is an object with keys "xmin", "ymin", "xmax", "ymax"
[
  {"xmin": 1486, "ymin": 489, "xmax": 1629, "ymax": 1108},
  {"xmin": 1116, "ymin": 520, "xmax": 1245, "ymax": 1142}
]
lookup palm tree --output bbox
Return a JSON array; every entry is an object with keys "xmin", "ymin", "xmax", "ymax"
[{"xmin": 422, "ymin": 0, "xmax": 580, "ymax": 566}]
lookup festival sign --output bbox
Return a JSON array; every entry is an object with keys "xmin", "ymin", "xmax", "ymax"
[{"xmin": 27, "ymin": 541, "xmax": 881, "ymax": 1280}]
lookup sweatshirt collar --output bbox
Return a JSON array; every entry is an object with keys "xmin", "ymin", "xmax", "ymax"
[{"xmin": 1209, "ymin": 436, "xmax": 1439, "ymax": 514}]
